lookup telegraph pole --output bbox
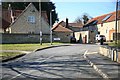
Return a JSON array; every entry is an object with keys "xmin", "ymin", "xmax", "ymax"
[
  {"xmin": 39, "ymin": 0, "xmax": 42, "ymax": 45},
  {"xmin": 115, "ymin": 0, "xmax": 118, "ymax": 45}
]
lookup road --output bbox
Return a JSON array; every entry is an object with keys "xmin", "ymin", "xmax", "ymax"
[{"xmin": 1, "ymin": 44, "xmax": 103, "ymax": 79}]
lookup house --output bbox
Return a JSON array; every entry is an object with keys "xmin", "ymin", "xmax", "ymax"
[
  {"xmin": 1, "ymin": 3, "xmax": 51, "ymax": 44},
  {"xmin": 85, "ymin": 10, "xmax": 120, "ymax": 41},
  {"xmin": 68, "ymin": 22, "xmax": 83, "ymax": 32},
  {"xmin": 1, "ymin": 3, "xmax": 50, "ymax": 34},
  {"xmin": 52, "ymin": 18, "xmax": 86, "ymax": 43},
  {"xmin": 1, "ymin": 9, "xmax": 22, "ymax": 33},
  {"xmin": 52, "ymin": 21, "xmax": 73, "ymax": 43}
]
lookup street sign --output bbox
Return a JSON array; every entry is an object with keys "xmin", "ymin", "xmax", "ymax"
[
  {"xmin": 40, "ymin": 31, "xmax": 42, "ymax": 36},
  {"xmin": 54, "ymin": 38, "xmax": 60, "ymax": 41}
]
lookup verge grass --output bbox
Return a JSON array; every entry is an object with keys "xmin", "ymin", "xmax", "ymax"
[
  {"xmin": 0, "ymin": 52, "xmax": 22, "ymax": 60},
  {"xmin": 1, "ymin": 42, "xmax": 63, "ymax": 51},
  {"xmin": 0, "ymin": 43, "xmax": 63, "ymax": 61},
  {"xmin": 108, "ymin": 40, "xmax": 120, "ymax": 47}
]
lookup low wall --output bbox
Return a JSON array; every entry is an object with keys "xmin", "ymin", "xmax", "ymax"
[
  {"xmin": 99, "ymin": 45, "xmax": 120, "ymax": 63},
  {"xmin": 1, "ymin": 33, "xmax": 50, "ymax": 44},
  {"xmin": 53, "ymin": 32, "xmax": 71, "ymax": 43}
]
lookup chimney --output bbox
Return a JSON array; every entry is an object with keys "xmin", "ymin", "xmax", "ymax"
[
  {"xmin": 66, "ymin": 18, "xmax": 68, "ymax": 28},
  {"xmin": 8, "ymin": 4, "xmax": 14, "ymax": 23}
]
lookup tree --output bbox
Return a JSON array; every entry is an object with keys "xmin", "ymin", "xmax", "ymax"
[
  {"xmin": 74, "ymin": 13, "xmax": 92, "ymax": 24},
  {"xmin": 2, "ymin": 2, "xmax": 58, "ymax": 25},
  {"xmin": 82, "ymin": 14, "xmax": 89, "ymax": 24},
  {"xmin": 74, "ymin": 17, "xmax": 82, "ymax": 23}
]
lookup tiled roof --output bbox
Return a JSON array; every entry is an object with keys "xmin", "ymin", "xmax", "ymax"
[
  {"xmin": 2, "ymin": 9, "xmax": 22, "ymax": 29},
  {"xmin": 69, "ymin": 22, "xmax": 83, "ymax": 28},
  {"xmin": 52, "ymin": 21, "xmax": 73, "ymax": 32},
  {"xmin": 52, "ymin": 21, "xmax": 65, "ymax": 30},
  {"xmin": 86, "ymin": 10, "xmax": 120, "ymax": 25},
  {"xmin": 41, "ymin": 11, "xmax": 48, "ymax": 22}
]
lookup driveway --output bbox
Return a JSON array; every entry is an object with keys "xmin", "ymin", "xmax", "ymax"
[{"xmin": 1, "ymin": 44, "xmax": 102, "ymax": 79}]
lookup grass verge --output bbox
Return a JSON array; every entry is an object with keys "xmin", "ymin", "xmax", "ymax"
[
  {"xmin": 0, "ymin": 52, "xmax": 22, "ymax": 60},
  {"xmin": 108, "ymin": 40, "xmax": 120, "ymax": 47},
  {"xmin": 1, "ymin": 43, "xmax": 63, "ymax": 51},
  {"xmin": 0, "ymin": 43, "xmax": 64, "ymax": 61}
]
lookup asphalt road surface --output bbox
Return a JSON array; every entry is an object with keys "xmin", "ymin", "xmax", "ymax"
[{"xmin": 1, "ymin": 44, "xmax": 103, "ymax": 80}]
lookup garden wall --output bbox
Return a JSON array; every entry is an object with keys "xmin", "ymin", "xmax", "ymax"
[
  {"xmin": 1, "ymin": 33, "xmax": 51, "ymax": 44},
  {"xmin": 99, "ymin": 45, "xmax": 120, "ymax": 63}
]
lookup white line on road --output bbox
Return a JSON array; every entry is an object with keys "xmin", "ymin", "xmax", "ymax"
[{"xmin": 83, "ymin": 50, "xmax": 109, "ymax": 80}]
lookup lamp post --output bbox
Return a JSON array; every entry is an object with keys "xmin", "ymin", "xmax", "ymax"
[{"xmin": 50, "ymin": 9, "xmax": 54, "ymax": 45}]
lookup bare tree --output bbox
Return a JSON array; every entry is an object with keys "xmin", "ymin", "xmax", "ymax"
[
  {"xmin": 74, "ymin": 17, "xmax": 82, "ymax": 23},
  {"xmin": 74, "ymin": 13, "xmax": 92, "ymax": 24}
]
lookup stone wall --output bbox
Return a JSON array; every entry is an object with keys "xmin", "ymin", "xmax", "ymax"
[
  {"xmin": 1, "ymin": 33, "xmax": 50, "ymax": 44},
  {"xmin": 53, "ymin": 32, "xmax": 71, "ymax": 43},
  {"xmin": 99, "ymin": 45, "xmax": 120, "ymax": 63}
]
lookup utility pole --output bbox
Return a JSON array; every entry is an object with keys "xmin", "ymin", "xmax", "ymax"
[
  {"xmin": 39, "ymin": 0, "xmax": 42, "ymax": 45},
  {"xmin": 115, "ymin": 0, "xmax": 118, "ymax": 45},
  {"xmin": 50, "ymin": 10, "xmax": 52, "ymax": 45}
]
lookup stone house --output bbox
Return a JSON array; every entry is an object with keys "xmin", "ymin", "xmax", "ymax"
[
  {"xmin": 52, "ymin": 21, "xmax": 73, "ymax": 43},
  {"xmin": 8, "ymin": 3, "xmax": 50, "ymax": 34},
  {"xmin": 1, "ymin": 3, "xmax": 50, "ymax": 34},
  {"xmin": 52, "ymin": 18, "xmax": 85, "ymax": 43},
  {"xmin": 85, "ymin": 10, "xmax": 120, "ymax": 41},
  {"xmin": 1, "ymin": 3, "xmax": 51, "ymax": 43}
]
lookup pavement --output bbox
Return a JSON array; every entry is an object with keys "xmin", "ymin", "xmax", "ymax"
[{"xmin": 84, "ymin": 51, "xmax": 119, "ymax": 80}]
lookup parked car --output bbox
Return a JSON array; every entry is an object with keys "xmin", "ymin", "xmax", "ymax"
[
  {"xmin": 70, "ymin": 37, "xmax": 76, "ymax": 43},
  {"xmin": 96, "ymin": 34, "xmax": 106, "ymax": 42}
]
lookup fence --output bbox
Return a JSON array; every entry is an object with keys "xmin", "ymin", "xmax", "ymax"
[
  {"xmin": 1, "ymin": 33, "xmax": 50, "ymax": 44},
  {"xmin": 99, "ymin": 45, "xmax": 120, "ymax": 63}
]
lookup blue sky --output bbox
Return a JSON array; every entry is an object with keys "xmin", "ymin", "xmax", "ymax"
[
  {"xmin": 53, "ymin": 1, "xmax": 117, "ymax": 23},
  {"xmin": 0, "ymin": 0, "xmax": 118, "ymax": 23}
]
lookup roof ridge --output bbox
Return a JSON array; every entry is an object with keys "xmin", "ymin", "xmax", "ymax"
[
  {"xmin": 86, "ymin": 10, "xmax": 120, "ymax": 25},
  {"xmin": 52, "ymin": 21, "xmax": 64, "ymax": 30},
  {"xmin": 93, "ymin": 10, "xmax": 119, "ymax": 19},
  {"xmin": 52, "ymin": 21, "xmax": 73, "ymax": 32}
]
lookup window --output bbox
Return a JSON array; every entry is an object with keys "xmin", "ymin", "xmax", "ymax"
[
  {"xmin": 102, "ymin": 14, "xmax": 112, "ymax": 22},
  {"xmin": 92, "ymin": 20, "xmax": 98, "ymax": 25},
  {"xmin": 28, "ymin": 16, "xmax": 35, "ymax": 23}
]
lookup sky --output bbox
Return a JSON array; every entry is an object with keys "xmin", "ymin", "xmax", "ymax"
[
  {"xmin": 0, "ymin": 0, "xmax": 118, "ymax": 23},
  {"xmin": 52, "ymin": 0, "xmax": 117, "ymax": 23}
]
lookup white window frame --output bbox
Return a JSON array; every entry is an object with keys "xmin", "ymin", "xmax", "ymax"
[{"xmin": 28, "ymin": 16, "xmax": 35, "ymax": 23}]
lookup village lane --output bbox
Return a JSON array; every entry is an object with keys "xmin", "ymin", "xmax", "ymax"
[{"xmin": 1, "ymin": 44, "xmax": 103, "ymax": 80}]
